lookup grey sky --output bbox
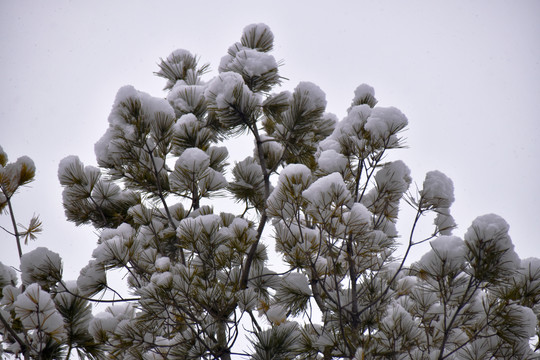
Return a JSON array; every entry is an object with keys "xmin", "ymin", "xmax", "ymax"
[{"xmin": 1, "ymin": 1, "xmax": 539, "ymax": 277}]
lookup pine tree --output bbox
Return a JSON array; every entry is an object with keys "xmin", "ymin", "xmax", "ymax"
[{"xmin": 1, "ymin": 24, "xmax": 539, "ymax": 359}]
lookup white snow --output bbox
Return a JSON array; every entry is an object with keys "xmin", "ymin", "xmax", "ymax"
[
  {"xmin": 93, "ymin": 235, "xmax": 129, "ymax": 265},
  {"xmin": 20, "ymin": 247, "xmax": 62, "ymax": 287},
  {"xmin": 155, "ymin": 257, "xmax": 171, "ymax": 271},
  {"xmin": 417, "ymin": 235, "xmax": 466, "ymax": 274},
  {"xmin": 0, "ymin": 261, "xmax": 17, "ymax": 288},
  {"xmin": 77, "ymin": 260, "xmax": 106, "ymax": 296},
  {"xmin": 267, "ymin": 164, "xmax": 312, "ymax": 217},
  {"xmin": 379, "ymin": 302, "xmax": 420, "ymax": 337},
  {"xmin": 324, "ymin": 104, "xmax": 372, "ymax": 156},
  {"xmin": 342, "ymin": 202, "xmax": 372, "ymax": 228},
  {"xmin": 165, "ymin": 48, "xmax": 194, "ymax": 63},
  {"xmin": 302, "ymin": 172, "xmax": 353, "ymax": 219},
  {"xmin": 352, "ymin": 83, "xmax": 376, "ymax": 105},
  {"xmin": 218, "ymin": 42, "xmax": 245, "ymax": 72},
  {"xmin": 507, "ymin": 303, "xmax": 537, "ymax": 338},
  {"xmin": 111, "ymin": 85, "xmax": 175, "ymax": 123},
  {"xmin": 283, "ymin": 272, "xmax": 312, "ymax": 296},
  {"xmin": 258, "ymin": 134, "xmax": 284, "ymax": 166},
  {"xmin": 433, "ymin": 207, "xmax": 456, "ymax": 235},
  {"xmin": 421, "ymin": 170, "xmax": 455, "ymax": 208},
  {"xmin": 238, "ymin": 288, "xmax": 259, "ymax": 311},
  {"xmin": 94, "ymin": 85, "xmax": 175, "ymax": 165},
  {"xmin": 89, "ymin": 311, "xmax": 119, "ymax": 340},
  {"xmin": 317, "ymin": 149, "xmax": 348, "ymax": 174},
  {"xmin": 203, "ymin": 168, "xmax": 228, "ymax": 191},
  {"xmin": 173, "ymin": 113, "xmax": 199, "ymax": 135},
  {"xmin": 224, "ymin": 49, "xmax": 277, "ymax": 77},
  {"xmin": 14, "ymin": 283, "xmax": 66, "ymax": 341},
  {"xmin": 374, "ymin": 160, "xmax": 411, "ymax": 194},
  {"xmin": 197, "ymin": 214, "xmax": 222, "ymax": 234},
  {"xmin": 58, "ymin": 155, "xmax": 101, "ymax": 190},
  {"xmin": 175, "ymin": 147, "xmax": 210, "ymax": 174},
  {"xmin": 100, "ymin": 222, "xmax": 135, "ymax": 243},
  {"xmin": 364, "ymin": 106, "xmax": 408, "ymax": 145},
  {"xmin": 0, "ymin": 285, "xmax": 20, "ymax": 310},
  {"xmin": 151, "ymin": 271, "xmax": 173, "ymax": 287},
  {"xmin": 265, "ymin": 303, "xmax": 287, "ymax": 325},
  {"xmin": 342, "ymin": 104, "xmax": 372, "ymax": 131},
  {"xmin": 278, "ymin": 163, "xmax": 312, "ymax": 184},
  {"xmin": 168, "ymin": 81, "xmax": 206, "ymax": 115},
  {"xmin": 94, "ymin": 128, "xmax": 118, "ymax": 165},
  {"xmin": 317, "ymin": 138, "xmax": 341, "ymax": 154},
  {"xmin": 294, "ymin": 81, "xmax": 327, "ymax": 112},
  {"xmin": 1, "ymin": 155, "xmax": 37, "ymax": 187},
  {"xmin": 242, "ymin": 23, "xmax": 274, "ymax": 49},
  {"xmin": 303, "ymin": 172, "xmax": 349, "ymax": 205},
  {"xmin": 205, "ymin": 71, "xmax": 261, "ymax": 109},
  {"xmin": 464, "ymin": 214, "xmax": 521, "ymax": 271}
]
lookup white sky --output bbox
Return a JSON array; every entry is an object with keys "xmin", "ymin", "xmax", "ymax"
[{"xmin": 1, "ymin": 1, "xmax": 539, "ymax": 279}]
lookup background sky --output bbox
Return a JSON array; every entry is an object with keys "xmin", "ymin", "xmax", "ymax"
[{"xmin": 1, "ymin": 1, "xmax": 539, "ymax": 282}]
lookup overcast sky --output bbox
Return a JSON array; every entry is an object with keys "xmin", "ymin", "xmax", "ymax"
[{"xmin": 1, "ymin": 1, "xmax": 539, "ymax": 278}]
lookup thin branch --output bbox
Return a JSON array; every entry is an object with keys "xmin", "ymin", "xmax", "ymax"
[{"xmin": 6, "ymin": 196, "xmax": 23, "ymax": 259}]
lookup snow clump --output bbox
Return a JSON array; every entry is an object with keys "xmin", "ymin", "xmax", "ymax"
[
  {"xmin": 0, "ymin": 261, "xmax": 17, "ymax": 288},
  {"xmin": 364, "ymin": 107, "xmax": 408, "ymax": 147},
  {"xmin": 205, "ymin": 71, "xmax": 261, "ymax": 110},
  {"xmin": 465, "ymin": 214, "xmax": 521, "ymax": 279},
  {"xmin": 14, "ymin": 283, "xmax": 66, "ymax": 342},
  {"xmin": 351, "ymin": 83, "xmax": 377, "ymax": 107},
  {"xmin": 294, "ymin": 82, "xmax": 327, "ymax": 113},
  {"xmin": 317, "ymin": 149, "xmax": 348, "ymax": 174},
  {"xmin": 421, "ymin": 170, "xmax": 455, "ymax": 209},
  {"xmin": 20, "ymin": 247, "xmax": 62, "ymax": 289},
  {"xmin": 417, "ymin": 236, "xmax": 466, "ymax": 275}
]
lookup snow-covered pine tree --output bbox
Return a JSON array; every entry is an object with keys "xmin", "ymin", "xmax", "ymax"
[
  {"xmin": 0, "ymin": 147, "xmax": 103, "ymax": 359},
  {"xmin": 1, "ymin": 24, "xmax": 539, "ymax": 359}
]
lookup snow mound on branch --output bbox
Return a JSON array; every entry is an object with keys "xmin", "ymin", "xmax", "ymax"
[
  {"xmin": 421, "ymin": 170, "xmax": 455, "ymax": 208},
  {"xmin": 168, "ymin": 82, "xmax": 206, "ymax": 115},
  {"xmin": 294, "ymin": 82, "xmax": 327, "ymax": 112},
  {"xmin": 339, "ymin": 104, "xmax": 372, "ymax": 133},
  {"xmin": 266, "ymin": 304, "xmax": 287, "ymax": 325},
  {"xmin": 242, "ymin": 23, "xmax": 274, "ymax": 50},
  {"xmin": 20, "ymin": 247, "xmax": 62, "ymax": 288},
  {"xmin": 303, "ymin": 172, "xmax": 352, "ymax": 210},
  {"xmin": 77, "ymin": 260, "xmax": 106, "ymax": 297},
  {"xmin": 205, "ymin": 71, "xmax": 260, "ymax": 109},
  {"xmin": 230, "ymin": 49, "xmax": 277, "ymax": 77},
  {"xmin": 417, "ymin": 236, "xmax": 466, "ymax": 273},
  {"xmin": 112, "ymin": 85, "xmax": 175, "ymax": 122},
  {"xmin": 465, "ymin": 214, "xmax": 521, "ymax": 273},
  {"xmin": 93, "ymin": 223, "xmax": 136, "ymax": 266},
  {"xmin": 282, "ymin": 272, "xmax": 312, "ymax": 296},
  {"xmin": 374, "ymin": 160, "xmax": 411, "ymax": 194},
  {"xmin": 507, "ymin": 303, "xmax": 537, "ymax": 338},
  {"xmin": 0, "ymin": 261, "xmax": 17, "ymax": 288},
  {"xmin": 155, "ymin": 257, "xmax": 171, "ymax": 271},
  {"xmin": 364, "ymin": 106, "xmax": 408, "ymax": 144},
  {"xmin": 166, "ymin": 48, "xmax": 193, "ymax": 62},
  {"xmin": 317, "ymin": 149, "xmax": 348, "ymax": 174},
  {"xmin": 353, "ymin": 84, "xmax": 375, "ymax": 104},
  {"xmin": 14, "ymin": 284, "xmax": 66, "ymax": 342},
  {"xmin": 176, "ymin": 147, "xmax": 210, "ymax": 174},
  {"xmin": 342, "ymin": 203, "xmax": 372, "ymax": 228},
  {"xmin": 433, "ymin": 207, "xmax": 456, "ymax": 236},
  {"xmin": 279, "ymin": 163, "xmax": 312, "ymax": 183}
]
